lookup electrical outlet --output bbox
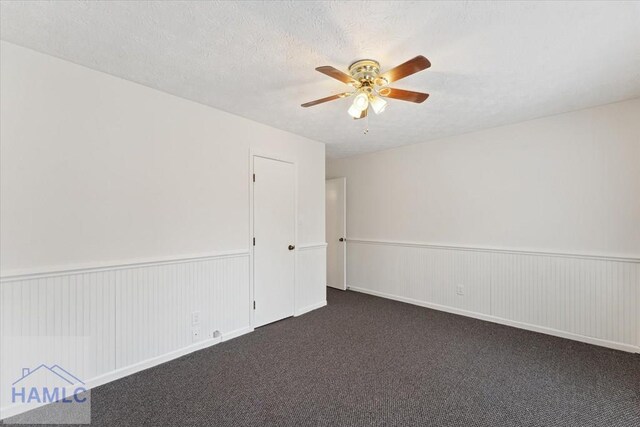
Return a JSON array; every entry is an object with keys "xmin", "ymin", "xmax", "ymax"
[
  {"xmin": 192, "ymin": 327, "xmax": 201, "ymax": 342},
  {"xmin": 192, "ymin": 311, "xmax": 200, "ymax": 326},
  {"xmin": 456, "ymin": 284, "xmax": 464, "ymax": 296}
]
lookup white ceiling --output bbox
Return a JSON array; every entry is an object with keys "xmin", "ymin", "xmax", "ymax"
[{"xmin": 2, "ymin": 1, "xmax": 640, "ymax": 158}]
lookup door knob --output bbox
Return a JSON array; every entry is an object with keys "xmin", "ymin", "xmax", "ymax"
[
  {"xmin": 339, "ymin": 238, "xmax": 345, "ymax": 242},
  {"xmin": 288, "ymin": 245, "xmax": 295, "ymax": 250}
]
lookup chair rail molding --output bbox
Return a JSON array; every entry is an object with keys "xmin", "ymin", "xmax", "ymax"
[
  {"xmin": 1, "ymin": 249, "xmax": 251, "ymax": 282},
  {"xmin": 347, "ymin": 238, "xmax": 640, "ymax": 263},
  {"xmin": 296, "ymin": 242, "xmax": 328, "ymax": 251}
]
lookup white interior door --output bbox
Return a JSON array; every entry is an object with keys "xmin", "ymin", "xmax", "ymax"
[
  {"xmin": 253, "ymin": 156, "xmax": 296, "ymax": 327},
  {"xmin": 326, "ymin": 177, "xmax": 346, "ymax": 290}
]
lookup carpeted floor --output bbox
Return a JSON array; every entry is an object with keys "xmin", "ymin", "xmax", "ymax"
[{"xmin": 9, "ymin": 288, "xmax": 640, "ymax": 426}]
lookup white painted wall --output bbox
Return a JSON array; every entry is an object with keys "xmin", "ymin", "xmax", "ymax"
[
  {"xmin": 327, "ymin": 98, "xmax": 640, "ymax": 352},
  {"xmin": 1, "ymin": 41, "xmax": 325, "ymax": 273},
  {"xmin": 329, "ymin": 99, "xmax": 640, "ymax": 257},
  {"xmin": 0, "ymin": 41, "xmax": 326, "ymax": 418}
]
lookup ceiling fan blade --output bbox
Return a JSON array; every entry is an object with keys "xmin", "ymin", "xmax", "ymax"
[
  {"xmin": 315, "ymin": 66, "xmax": 357, "ymax": 85},
  {"xmin": 353, "ymin": 108, "xmax": 368, "ymax": 120},
  {"xmin": 380, "ymin": 88, "xmax": 429, "ymax": 103},
  {"xmin": 380, "ymin": 55, "xmax": 431, "ymax": 83},
  {"xmin": 301, "ymin": 92, "xmax": 351, "ymax": 108}
]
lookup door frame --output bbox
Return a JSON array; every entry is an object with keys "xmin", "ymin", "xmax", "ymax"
[
  {"xmin": 326, "ymin": 177, "xmax": 347, "ymax": 290},
  {"xmin": 249, "ymin": 149, "xmax": 298, "ymax": 328}
]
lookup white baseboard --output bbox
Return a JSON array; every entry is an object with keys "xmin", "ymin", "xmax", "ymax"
[
  {"xmin": 0, "ymin": 325, "xmax": 253, "ymax": 420},
  {"xmin": 348, "ymin": 286, "xmax": 639, "ymax": 354},
  {"xmin": 294, "ymin": 300, "xmax": 327, "ymax": 317}
]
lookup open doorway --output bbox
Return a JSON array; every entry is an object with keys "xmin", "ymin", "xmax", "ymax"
[{"xmin": 326, "ymin": 177, "xmax": 346, "ymax": 290}]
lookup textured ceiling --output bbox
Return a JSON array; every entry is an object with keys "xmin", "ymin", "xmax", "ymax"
[{"xmin": 2, "ymin": 1, "xmax": 640, "ymax": 158}]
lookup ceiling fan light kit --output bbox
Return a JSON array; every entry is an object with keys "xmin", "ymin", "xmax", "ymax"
[
  {"xmin": 370, "ymin": 95, "xmax": 387, "ymax": 115},
  {"xmin": 347, "ymin": 101, "xmax": 365, "ymax": 119},
  {"xmin": 302, "ymin": 55, "xmax": 431, "ymax": 125}
]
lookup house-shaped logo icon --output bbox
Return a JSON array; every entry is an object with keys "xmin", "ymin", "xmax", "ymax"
[{"xmin": 12, "ymin": 364, "xmax": 87, "ymax": 404}]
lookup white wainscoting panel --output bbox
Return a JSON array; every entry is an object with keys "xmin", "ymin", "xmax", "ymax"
[
  {"xmin": 0, "ymin": 251, "xmax": 251, "ymax": 419},
  {"xmin": 347, "ymin": 240, "xmax": 639, "ymax": 353},
  {"xmin": 295, "ymin": 243, "xmax": 327, "ymax": 316}
]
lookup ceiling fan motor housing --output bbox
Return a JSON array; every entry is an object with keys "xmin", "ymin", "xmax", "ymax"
[{"xmin": 348, "ymin": 59, "xmax": 381, "ymax": 87}]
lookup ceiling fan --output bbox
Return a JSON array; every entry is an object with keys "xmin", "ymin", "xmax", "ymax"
[{"xmin": 301, "ymin": 56, "xmax": 431, "ymax": 119}]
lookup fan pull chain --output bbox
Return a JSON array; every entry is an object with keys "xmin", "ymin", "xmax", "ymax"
[{"xmin": 363, "ymin": 109, "xmax": 369, "ymax": 135}]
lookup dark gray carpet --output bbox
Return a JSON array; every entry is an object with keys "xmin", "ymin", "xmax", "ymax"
[{"xmin": 8, "ymin": 289, "xmax": 640, "ymax": 426}]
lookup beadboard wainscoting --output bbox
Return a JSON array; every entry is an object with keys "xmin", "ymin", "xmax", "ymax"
[
  {"xmin": 0, "ymin": 251, "xmax": 252, "ymax": 419},
  {"xmin": 347, "ymin": 239, "xmax": 640, "ymax": 353},
  {"xmin": 295, "ymin": 243, "xmax": 328, "ymax": 316}
]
